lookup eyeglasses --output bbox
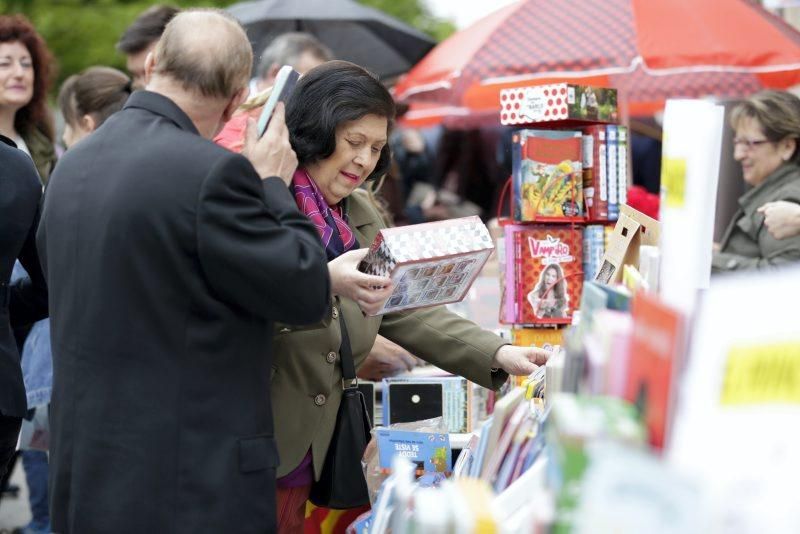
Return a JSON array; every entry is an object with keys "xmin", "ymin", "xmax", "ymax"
[{"xmin": 733, "ymin": 137, "xmax": 772, "ymax": 150}]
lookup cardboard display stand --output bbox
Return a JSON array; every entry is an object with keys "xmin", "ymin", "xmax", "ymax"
[{"xmin": 594, "ymin": 205, "xmax": 660, "ymax": 285}]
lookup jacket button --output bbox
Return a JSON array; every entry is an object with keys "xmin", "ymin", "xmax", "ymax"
[
  {"xmin": 314, "ymin": 394, "xmax": 327, "ymax": 406},
  {"xmin": 326, "ymin": 351, "xmax": 337, "ymax": 364},
  {"xmin": 332, "ymin": 307, "xmax": 339, "ymax": 319}
]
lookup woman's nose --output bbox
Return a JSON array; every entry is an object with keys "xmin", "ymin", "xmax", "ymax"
[
  {"xmin": 11, "ymin": 61, "xmax": 25, "ymax": 78},
  {"xmin": 353, "ymin": 148, "xmax": 369, "ymax": 167}
]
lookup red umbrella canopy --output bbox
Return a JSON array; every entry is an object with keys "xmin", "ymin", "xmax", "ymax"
[{"xmin": 395, "ymin": 0, "xmax": 800, "ymax": 124}]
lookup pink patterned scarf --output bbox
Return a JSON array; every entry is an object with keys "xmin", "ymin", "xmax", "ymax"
[{"xmin": 291, "ymin": 168, "xmax": 358, "ymax": 260}]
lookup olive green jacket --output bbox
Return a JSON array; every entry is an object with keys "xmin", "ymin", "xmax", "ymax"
[
  {"xmin": 22, "ymin": 126, "xmax": 56, "ymax": 184},
  {"xmin": 271, "ymin": 189, "xmax": 509, "ymax": 479},
  {"xmin": 713, "ymin": 163, "xmax": 800, "ymax": 272}
]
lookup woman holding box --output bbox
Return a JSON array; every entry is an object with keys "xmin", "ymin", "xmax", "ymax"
[{"xmin": 226, "ymin": 60, "xmax": 548, "ymax": 531}]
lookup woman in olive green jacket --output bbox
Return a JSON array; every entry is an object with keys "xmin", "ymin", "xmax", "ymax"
[
  {"xmin": 713, "ymin": 90, "xmax": 800, "ymax": 272},
  {"xmin": 271, "ymin": 61, "xmax": 548, "ymax": 531}
]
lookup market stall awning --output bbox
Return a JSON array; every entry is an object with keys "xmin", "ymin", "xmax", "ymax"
[{"xmin": 394, "ymin": 0, "xmax": 800, "ymax": 124}]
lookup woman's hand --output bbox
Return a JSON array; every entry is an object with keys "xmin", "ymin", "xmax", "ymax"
[
  {"xmin": 328, "ymin": 249, "xmax": 393, "ymax": 315},
  {"xmin": 758, "ymin": 200, "xmax": 800, "ymax": 240},
  {"xmin": 356, "ymin": 335, "xmax": 418, "ymax": 381},
  {"xmin": 491, "ymin": 345, "xmax": 550, "ymax": 376}
]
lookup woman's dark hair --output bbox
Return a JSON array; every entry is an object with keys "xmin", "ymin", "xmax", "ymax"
[
  {"xmin": 58, "ymin": 67, "xmax": 131, "ymax": 129},
  {"xmin": 286, "ymin": 60, "xmax": 396, "ymax": 181},
  {"xmin": 0, "ymin": 14, "xmax": 55, "ymax": 141},
  {"xmin": 534, "ymin": 263, "xmax": 567, "ymax": 300}
]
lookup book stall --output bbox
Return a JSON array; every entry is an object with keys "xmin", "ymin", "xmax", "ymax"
[{"xmin": 336, "ymin": 83, "xmax": 799, "ymax": 534}]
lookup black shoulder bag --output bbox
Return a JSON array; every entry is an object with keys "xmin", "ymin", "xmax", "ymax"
[{"xmin": 309, "ymin": 315, "xmax": 373, "ymax": 509}]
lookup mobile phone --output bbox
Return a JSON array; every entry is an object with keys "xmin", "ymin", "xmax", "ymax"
[{"xmin": 256, "ymin": 65, "xmax": 300, "ymax": 138}]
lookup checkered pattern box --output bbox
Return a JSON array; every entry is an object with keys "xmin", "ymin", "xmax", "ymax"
[
  {"xmin": 358, "ymin": 216, "xmax": 494, "ymax": 316},
  {"xmin": 500, "ymin": 83, "xmax": 618, "ymax": 126}
]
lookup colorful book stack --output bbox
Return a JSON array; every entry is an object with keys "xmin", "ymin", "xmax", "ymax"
[{"xmin": 500, "ymin": 83, "xmax": 625, "ymax": 354}]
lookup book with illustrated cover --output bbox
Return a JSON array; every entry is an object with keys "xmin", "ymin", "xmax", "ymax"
[
  {"xmin": 512, "ymin": 129, "xmax": 584, "ymax": 221},
  {"xmin": 504, "ymin": 225, "xmax": 583, "ymax": 325}
]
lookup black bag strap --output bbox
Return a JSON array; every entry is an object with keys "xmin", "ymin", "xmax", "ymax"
[{"xmin": 339, "ymin": 313, "xmax": 358, "ymax": 389}]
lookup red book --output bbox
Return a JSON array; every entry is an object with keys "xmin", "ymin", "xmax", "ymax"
[
  {"xmin": 510, "ymin": 226, "xmax": 583, "ymax": 325},
  {"xmin": 625, "ymin": 293, "xmax": 686, "ymax": 450},
  {"xmin": 513, "ymin": 130, "xmax": 584, "ymax": 221}
]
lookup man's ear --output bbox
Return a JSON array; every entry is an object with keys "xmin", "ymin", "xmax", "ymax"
[
  {"xmin": 143, "ymin": 51, "xmax": 156, "ymax": 87},
  {"xmin": 80, "ymin": 114, "xmax": 96, "ymax": 134},
  {"xmin": 222, "ymin": 87, "xmax": 248, "ymax": 124},
  {"xmin": 266, "ymin": 63, "xmax": 281, "ymax": 82},
  {"xmin": 782, "ymin": 137, "xmax": 797, "ymax": 162}
]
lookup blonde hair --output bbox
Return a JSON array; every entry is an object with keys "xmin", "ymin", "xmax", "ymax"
[{"xmin": 239, "ymin": 87, "xmax": 273, "ymax": 111}]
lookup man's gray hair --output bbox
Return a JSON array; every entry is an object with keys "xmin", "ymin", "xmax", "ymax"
[{"xmin": 256, "ymin": 32, "xmax": 333, "ymax": 79}]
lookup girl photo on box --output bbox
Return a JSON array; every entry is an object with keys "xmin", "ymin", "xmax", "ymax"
[{"xmin": 527, "ymin": 263, "xmax": 568, "ymax": 319}]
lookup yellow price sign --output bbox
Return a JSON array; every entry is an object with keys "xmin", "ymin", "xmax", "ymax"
[
  {"xmin": 721, "ymin": 341, "xmax": 800, "ymax": 405},
  {"xmin": 661, "ymin": 157, "xmax": 687, "ymax": 209}
]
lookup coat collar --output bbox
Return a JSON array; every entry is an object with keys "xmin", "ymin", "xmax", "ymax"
[
  {"xmin": 343, "ymin": 189, "xmax": 379, "ymax": 229},
  {"xmin": 0, "ymin": 134, "xmax": 16, "ymax": 148},
  {"xmin": 123, "ymin": 90, "xmax": 199, "ymax": 135},
  {"xmin": 738, "ymin": 162, "xmax": 799, "ymax": 211}
]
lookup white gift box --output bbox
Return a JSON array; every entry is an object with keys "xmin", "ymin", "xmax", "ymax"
[{"xmin": 358, "ymin": 216, "xmax": 494, "ymax": 315}]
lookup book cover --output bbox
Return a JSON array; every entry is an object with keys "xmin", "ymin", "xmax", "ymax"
[
  {"xmin": 625, "ymin": 293, "xmax": 686, "ymax": 449},
  {"xmin": 513, "ymin": 129, "xmax": 584, "ymax": 221},
  {"xmin": 375, "ymin": 429, "xmax": 451, "ymax": 474},
  {"xmin": 359, "ymin": 216, "xmax": 494, "ymax": 315},
  {"xmin": 508, "ymin": 226, "xmax": 584, "ymax": 325}
]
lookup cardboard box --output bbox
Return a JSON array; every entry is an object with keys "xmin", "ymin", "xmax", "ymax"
[
  {"xmin": 358, "ymin": 216, "xmax": 494, "ymax": 315},
  {"xmin": 500, "ymin": 84, "xmax": 618, "ymax": 126},
  {"xmin": 594, "ymin": 205, "xmax": 660, "ymax": 285}
]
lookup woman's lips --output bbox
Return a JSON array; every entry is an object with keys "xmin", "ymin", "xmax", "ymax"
[{"xmin": 340, "ymin": 171, "xmax": 360, "ymax": 182}]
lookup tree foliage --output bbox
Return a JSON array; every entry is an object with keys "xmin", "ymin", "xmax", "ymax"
[{"xmin": 0, "ymin": 0, "xmax": 454, "ymax": 91}]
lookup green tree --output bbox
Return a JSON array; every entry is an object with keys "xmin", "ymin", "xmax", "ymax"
[{"xmin": 0, "ymin": 0, "xmax": 452, "ymax": 90}]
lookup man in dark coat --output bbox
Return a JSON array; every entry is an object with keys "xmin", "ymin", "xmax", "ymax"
[
  {"xmin": 0, "ymin": 134, "xmax": 48, "ymax": 480},
  {"xmin": 37, "ymin": 10, "xmax": 330, "ymax": 533}
]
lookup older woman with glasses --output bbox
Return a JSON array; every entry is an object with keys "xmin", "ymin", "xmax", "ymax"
[{"xmin": 712, "ymin": 90, "xmax": 800, "ymax": 272}]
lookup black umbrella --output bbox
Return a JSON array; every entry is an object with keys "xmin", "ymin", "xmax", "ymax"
[{"xmin": 227, "ymin": 0, "xmax": 436, "ymax": 79}]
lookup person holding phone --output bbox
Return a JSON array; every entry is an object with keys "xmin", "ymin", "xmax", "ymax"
[{"xmin": 37, "ymin": 10, "xmax": 334, "ymax": 533}]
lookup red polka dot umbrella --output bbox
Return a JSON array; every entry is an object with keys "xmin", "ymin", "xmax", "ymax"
[{"xmin": 394, "ymin": 0, "xmax": 800, "ymax": 126}]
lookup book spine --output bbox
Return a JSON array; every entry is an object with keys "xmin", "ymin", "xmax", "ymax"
[
  {"xmin": 597, "ymin": 127, "xmax": 608, "ymax": 220},
  {"xmin": 607, "ymin": 124, "xmax": 619, "ymax": 220},
  {"xmin": 617, "ymin": 125, "xmax": 629, "ymax": 208},
  {"xmin": 511, "ymin": 131, "xmax": 523, "ymax": 221},
  {"xmin": 514, "ymin": 229, "xmax": 524, "ymax": 324}
]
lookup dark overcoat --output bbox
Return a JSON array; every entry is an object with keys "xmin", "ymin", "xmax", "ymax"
[{"xmin": 37, "ymin": 91, "xmax": 329, "ymax": 533}]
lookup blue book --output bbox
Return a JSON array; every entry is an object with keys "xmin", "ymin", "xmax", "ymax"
[{"xmin": 470, "ymin": 418, "xmax": 493, "ymax": 478}]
